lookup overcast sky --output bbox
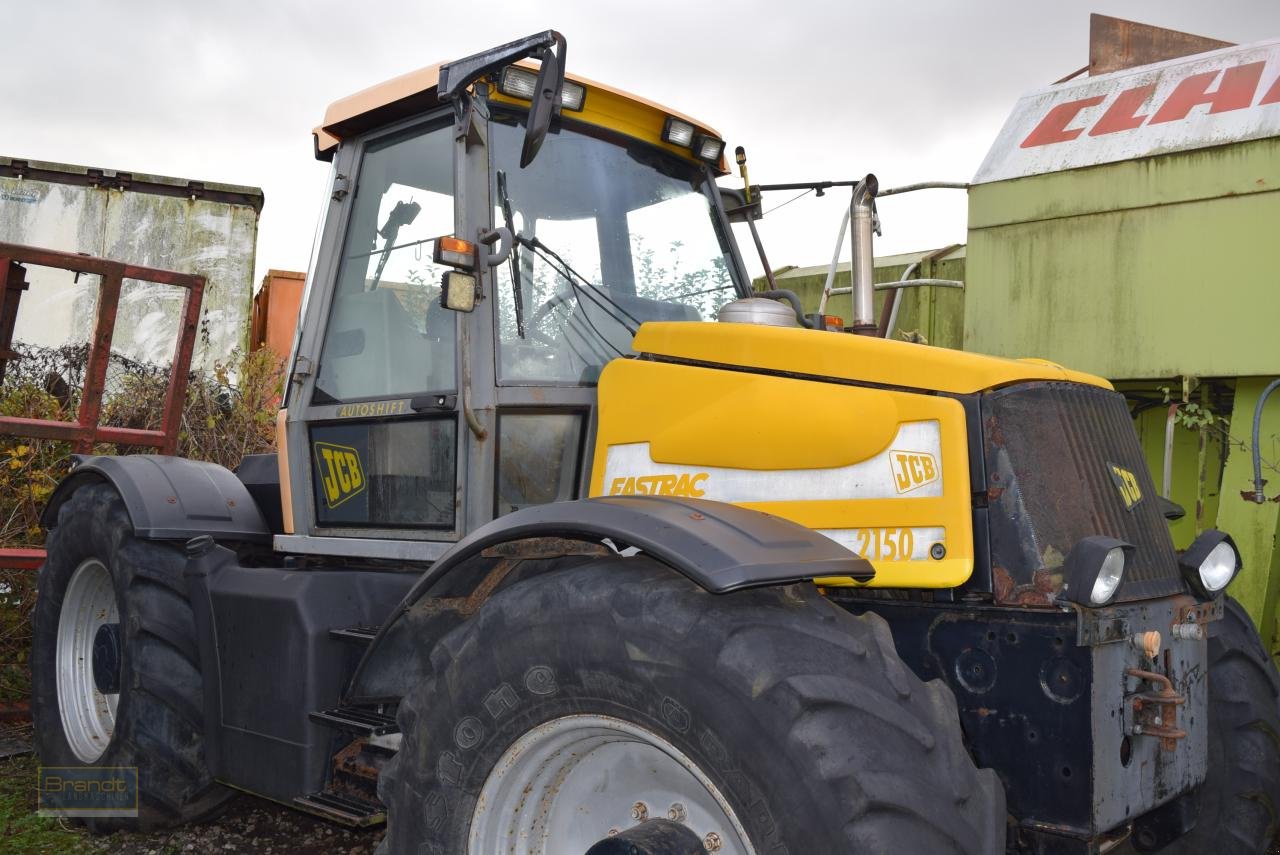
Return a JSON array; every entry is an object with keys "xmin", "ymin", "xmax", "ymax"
[{"xmin": 4, "ymin": 0, "xmax": 1279, "ymax": 288}]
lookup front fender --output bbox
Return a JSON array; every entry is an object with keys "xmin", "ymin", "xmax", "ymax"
[{"xmin": 346, "ymin": 495, "xmax": 871, "ymax": 702}]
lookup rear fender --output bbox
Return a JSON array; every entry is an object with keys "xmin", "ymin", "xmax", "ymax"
[{"xmin": 42, "ymin": 455, "xmax": 270, "ymax": 543}]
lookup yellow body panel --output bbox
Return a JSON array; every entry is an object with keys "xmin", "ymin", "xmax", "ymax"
[
  {"xmin": 590, "ymin": 359, "xmax": 975, "ymax": 588},
  {"xmin": 603, "ymin": 360, "xmax": 902, "ymax": 470},
  {"xmin": 633, "ymin": 322, "xmax": 1112, "ymax": 395}
]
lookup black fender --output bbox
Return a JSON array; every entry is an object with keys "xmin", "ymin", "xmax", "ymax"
[
  {"xmin": 41, "ymin": 455, "xmax": 271, "ymax": 544},
  {"xmin": 346, "ymin": 495, "xmax": 872, "ymax": 702}
]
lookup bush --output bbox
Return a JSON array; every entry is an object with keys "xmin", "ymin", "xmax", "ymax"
[{"xmin": 0, "ymin": 344, "xmax": 284, "ymax": 704}]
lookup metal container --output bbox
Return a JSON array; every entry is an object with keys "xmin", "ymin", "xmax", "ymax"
[{"xmin": 0, "ymin": 156, "xmax": 263, "ymax": 370}]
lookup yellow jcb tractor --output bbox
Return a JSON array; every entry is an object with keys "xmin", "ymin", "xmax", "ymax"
[{"xmin": 30, "ymin": 31, "xmax": 1280, "ymax": 855}]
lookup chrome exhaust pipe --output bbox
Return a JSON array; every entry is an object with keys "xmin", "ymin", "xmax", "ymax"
[{"xmin": 850, "ymin": 174, "xmax": 878, "ymax": 334}]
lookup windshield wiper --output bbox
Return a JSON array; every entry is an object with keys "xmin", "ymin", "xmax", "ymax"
[{"xmin": 495, "ymin": 171, "xmax": 526, "ymax": 338}]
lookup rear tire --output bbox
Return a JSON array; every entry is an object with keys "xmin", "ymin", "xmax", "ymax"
[
  {"xmin": 378, "ymin": 557, "xmax": 1005, "ymax": 854},
  {"xmin": 1156, "ymin": 596, "xmax": 1280, "ymax": 853},
  {"xmin": 31, "ymin": 483, "xmax": 232, "ymax": 831}
]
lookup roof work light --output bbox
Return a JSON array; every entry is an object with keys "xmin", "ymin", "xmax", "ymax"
[
  {"xmin": 662, "ymin": 117, "xmax": 696, "ymax": 148},
  {"xmin": 498, "ymin": 65, "xmax": 585, "ymax": 111},
  {"xmin": 693, "ymin": 133, "xmax": 725, "ymax": 163},
  {"xmin": 661, "ymin": 117, "xmax": 724, "ymax": 165}
]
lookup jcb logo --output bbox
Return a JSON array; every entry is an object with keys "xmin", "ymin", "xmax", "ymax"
[
  {"xmin": 891, "ymin": 450, "xmax": 939, "ymax": 494},
  {"xmin": 1109, "ymin": 463, "xmax": 1143, "ymax": 512},
  {"xmin": 314, "ymin": 442, "xmax": 365, "ymax": 508}
]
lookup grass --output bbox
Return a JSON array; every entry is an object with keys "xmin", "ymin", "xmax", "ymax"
[{"xmin": 0, "ymin": 751, "xmax": 89, "ymax": 855}]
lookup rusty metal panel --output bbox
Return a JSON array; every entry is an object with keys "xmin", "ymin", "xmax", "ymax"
[
  {"xmin": 0, "ymin": 156, "xmax": 261, "ymax": 371},
  {"xmin": 846, "ymin": 595, "xmax": 1208, "ymax": 837},
  {"xmin": 1089, "ymin": 14, "xmax": 1233, "ymax": 76},
  {"xmin": 0, "ymin": 242, "xmax": 203, "ymax": 455},
  {"xmin": 974, "ymin": 39, "xmax": 1280, "ymax": 184},
  {"xmin": 0, "ymin": 259, "xmax": 26, "ymax": 382}
]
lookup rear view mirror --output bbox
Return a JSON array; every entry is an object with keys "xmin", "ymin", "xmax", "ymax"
[
  {"xmin": 520, "ymin": 35, "xmax": 567, "ymax": 168},
  {"xmin": 437, "ymin": 30, "xmax": 568, "ymax": 170}
]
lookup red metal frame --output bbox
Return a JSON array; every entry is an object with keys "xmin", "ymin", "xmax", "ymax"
[{"xmin": 0, "ymin": 242, "xmax": 205, "ymax": 571}]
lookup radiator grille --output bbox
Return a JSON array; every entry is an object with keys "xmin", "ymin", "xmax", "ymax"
[{"xmin": 983, "ymin": 382, "xmax": 1182, "ymax": 603}]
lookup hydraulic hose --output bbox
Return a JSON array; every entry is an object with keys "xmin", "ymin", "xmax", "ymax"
[
  {"xmin": 756, "ymin": 289, "xmax": 813, "ymax": 328},
  {"xmin": 1251, "ymin": 378, "xmax": 1280, "ymax": 503}
]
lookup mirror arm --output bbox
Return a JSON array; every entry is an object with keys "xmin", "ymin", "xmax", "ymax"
[{"xmin": 438, "ymin": 30, "xmax": 564, "ymax": 103}]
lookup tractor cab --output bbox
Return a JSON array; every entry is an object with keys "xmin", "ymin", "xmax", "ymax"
[{"xmin": 282, "ymin": 34, "xmax": 749, "ymax": 554}]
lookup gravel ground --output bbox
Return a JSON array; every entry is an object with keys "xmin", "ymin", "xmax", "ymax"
[
  {"xmin": 3, "ymin": 720, "xmax": 1278, "ymax": 854},
  {"xmin": 81, "ymin": 796, "xmax": 384, "ymax": 855}
]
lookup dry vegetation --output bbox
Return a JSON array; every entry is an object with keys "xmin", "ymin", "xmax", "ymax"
[{"xmin": 0, "ymin": 343, "xmax": 284, "ymax": 705}]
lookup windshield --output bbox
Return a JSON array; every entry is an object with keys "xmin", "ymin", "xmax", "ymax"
[{"xmin": 489, "ymin": 112, "xmax": 744, "ymax": 385}]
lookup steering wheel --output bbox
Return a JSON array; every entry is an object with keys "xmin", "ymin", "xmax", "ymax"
[{"xmin": 524, "ymin": 283, "xmax": 577, "ymax": 346}]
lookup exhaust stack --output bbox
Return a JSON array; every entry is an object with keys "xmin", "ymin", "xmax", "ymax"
[{"xmin": 850, "ymin": 174, "xmax": 878, "ymax": 335}]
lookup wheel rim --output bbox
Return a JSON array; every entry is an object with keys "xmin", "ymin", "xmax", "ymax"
[
  {"xmin": 56, "ymin": 558, "xmax": 120, "ymax": 763},
  {"xmin": 468, "ymin": 713, "xmax": 755, "ymax": 855}
]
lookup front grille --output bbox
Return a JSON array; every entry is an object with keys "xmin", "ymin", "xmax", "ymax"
[{"xmin": 982, "ymin": 382, "xmax": 1182, "ymax": 603}]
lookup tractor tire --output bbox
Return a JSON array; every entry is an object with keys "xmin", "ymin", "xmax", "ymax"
[
  {"xmin": 31, "ymin": 483, "xmax": 232, "ymax": 831},
  {"xmin": 378, "ymin": 556, "xmax": 1006, "ymax": 854},
  {"xmin": 1156, "ymin": 596, "xmax": 1280, "ymax": 853}
]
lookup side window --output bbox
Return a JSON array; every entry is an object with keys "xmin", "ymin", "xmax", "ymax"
[
  {"xmin": 312, "ymin": 419, "xmax": 456, "ymax": 528},
  {"xmin": 495, "ymin": 412, "xmax": 584, "ymax": 516},
  {"xmin": 314, "ymin": 119, "xmax": 456, "ymax": 404}
]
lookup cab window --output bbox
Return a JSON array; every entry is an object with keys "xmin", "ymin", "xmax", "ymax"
[{"xmin": 314, "ymin": 119, "xmax": 457, "ymax": 404}]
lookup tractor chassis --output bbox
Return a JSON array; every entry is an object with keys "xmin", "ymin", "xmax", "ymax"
[{"xmin": 832, "ymin": 592, "xmax": 1215, "ymax": 853}]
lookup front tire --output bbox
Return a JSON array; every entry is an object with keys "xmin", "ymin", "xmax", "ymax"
[
  {"xmin": 31, "ymin": 483, "xmax": 232, "ymax": 831},
  {"xmin": 378, "ymin": 557, "xmax": 1005, "ymax": 854},
  {"xmin": 1157, "ymin": 596, "xmax": 1280, "ymax": 852}
]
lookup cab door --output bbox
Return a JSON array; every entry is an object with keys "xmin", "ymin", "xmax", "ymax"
[{"xmin": 285, "ymin": 112, "xmax": 466, "ymax": 554}]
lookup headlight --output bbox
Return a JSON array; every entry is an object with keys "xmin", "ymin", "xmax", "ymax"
[
  {"xmin": 1179, "ymin": 530, "xmax": 1240, "ymax": 598},
  {"xmin": 1091, "ymin": 547, "xmax": 1126, "ymax": 605},
  {"xmin": 1062, "ymin": 536, "xmax": 1134, "ymax": 607}
]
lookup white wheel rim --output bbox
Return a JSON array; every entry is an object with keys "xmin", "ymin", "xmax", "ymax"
[
  {"xmin": 55, "ymin": 558, "xmax": 120, "ymax": 763},
  {"xmin": 468, "ymin": 713, "xmax": 755, "ymax": 855}
]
